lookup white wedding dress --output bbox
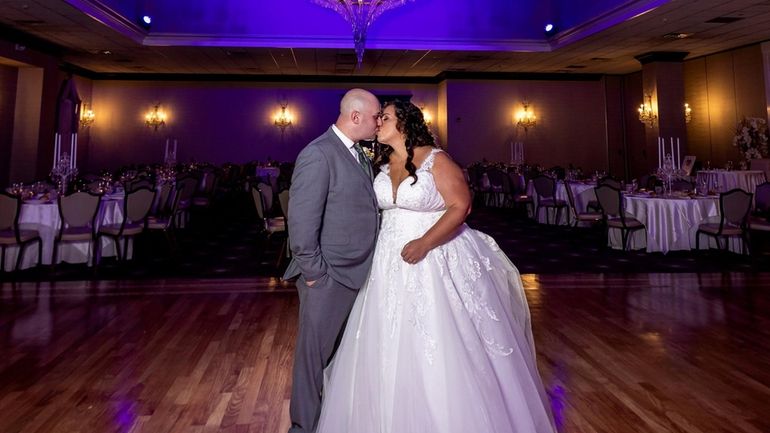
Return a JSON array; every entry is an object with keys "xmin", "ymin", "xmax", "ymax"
[{"xmin": 316, "ymin": 149, "xmax": 557, "ymax": 433}]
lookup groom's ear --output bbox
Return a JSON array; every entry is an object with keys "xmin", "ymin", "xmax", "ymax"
[{"xmin": 351, "ymin": 110, "xmax": 361, "ymax": 125}]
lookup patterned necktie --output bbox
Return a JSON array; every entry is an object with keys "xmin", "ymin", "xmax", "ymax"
[{"xmin": 353, "ymin": 143, "xmax": 372, "ymax": 179}]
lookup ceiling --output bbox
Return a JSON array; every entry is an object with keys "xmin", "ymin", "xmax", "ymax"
[{"xmin": 1, "ymin": 0, "xmax": 770, "ymax": 78}]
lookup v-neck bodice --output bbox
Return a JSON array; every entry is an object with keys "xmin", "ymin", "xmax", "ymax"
[{"xmin": 374, "ymin": 148, "xmax": 446, "ymax": 212}]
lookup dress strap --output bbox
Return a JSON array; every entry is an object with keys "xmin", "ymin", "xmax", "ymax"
[{"xmin": 419, "ymin": 148, "xmax": 443, "ymax": 172}]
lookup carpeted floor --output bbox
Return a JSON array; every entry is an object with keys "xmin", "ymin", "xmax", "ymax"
[{"xmin": 4, "ymin": 191, "xmax": 766, "ymax": 281}]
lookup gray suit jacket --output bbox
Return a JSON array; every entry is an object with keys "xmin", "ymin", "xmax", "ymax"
[{"xmin": 283, "ymin": 127, "xmax": 379, "ymax": 289}]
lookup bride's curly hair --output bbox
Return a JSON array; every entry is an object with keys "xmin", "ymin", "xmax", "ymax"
[{"xmin": 374, "ymin": 99, "xmax": 436, "ymax": 185}]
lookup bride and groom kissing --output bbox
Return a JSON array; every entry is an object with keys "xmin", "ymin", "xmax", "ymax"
[{"xmin": 283, "ymin": 88, "xmax": 557, "ymax": 433}]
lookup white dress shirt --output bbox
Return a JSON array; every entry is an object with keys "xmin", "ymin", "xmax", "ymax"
[{"xmin": 332, "ymin": 124, "xmax": 359, "ymax": 160}]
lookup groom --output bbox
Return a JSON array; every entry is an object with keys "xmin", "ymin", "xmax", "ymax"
[{"xmin": 283, "ymin": 88, "xmax": 381, "ymax": 433}]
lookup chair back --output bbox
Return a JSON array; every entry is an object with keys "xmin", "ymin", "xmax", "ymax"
[
  {"xmin": 257, "ymin": 182, "xmax": 274, "ymax": 213},
  {"xmin": 719, "ymin": 188, "xmax": 753, "ymax": 228},
  {"xmin": 0, "ymin": 192, "xmax": 20, "ymax": 232},
  {"xmin": 755, "ymin": 182, "xmax": 770, "ymax": 214},
  {"xmin": 176, "ymin": 176, "xmax": 198, "ymax": 208},
  {"xmin": 198, "ymin": 170, "xmax": 218, "ymax": 195},
  {"xmin": 155, "ymin": 183, "xmax": 173, "ymax": 215},
  {"xmin": 278, "ymin": 189, "xmax": 290, "ymax": 219},
  {"xmin": 251, "ymin": 185, "xmax": 265, "ymax": 219},
  {"xmin": 509, "ymin": 172, "xmax": 527, "ymax": 196},
  {"xmin": 59, "ymin": 191, "xmax": 101, "ymax": 229},
  {"xmin": 126, "ymin": 177, "xmax": 153, "ymax": 192},
  {"xmin": 125, "ymin": 187, "xmax": 155, "ymax": 223},
  {"xmin": 532, "ymin": 175, "xmax": 556, "ymax": 199},
  {"xmin": 486, "ymin": 169, "xmax": 506, "ymax": 189},
  {"xmin": 564, "ymin": 181, "xmax": 578, "ymax": 218},
  {"xmin": 594, "ymin": 184, "xmax": 622, "ymax": 218},
  {"xmin": 598, "ymin": 177, "xmax": 622, "ymax": 189}
]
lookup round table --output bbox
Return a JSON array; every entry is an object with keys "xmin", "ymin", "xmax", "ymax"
[{"xmin": 608, "ymin": 194, "xmax": 743, "ymax": 254}]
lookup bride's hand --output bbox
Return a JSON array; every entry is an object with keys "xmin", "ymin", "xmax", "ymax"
[{"xmin": 401, "ymin": 239, "xmax": 430, "ymax": 264}]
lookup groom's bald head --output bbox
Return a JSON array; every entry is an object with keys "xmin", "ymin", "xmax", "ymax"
[{"xmin": 336, "ymin": 88, "xmax": 381, "ymax": 142}]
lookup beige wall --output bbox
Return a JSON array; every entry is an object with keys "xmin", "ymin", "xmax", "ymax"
[
  {"xmin": 444, "ymin": 78, "xmax": 609, "ymax": 173},
  {"xmin": 684, "ymin": 44, "xmax": 767, "ymax": 167}
]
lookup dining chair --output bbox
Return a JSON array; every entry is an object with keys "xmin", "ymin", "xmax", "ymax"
[
  {"xmin": 696, "ymin": 188, "xmax": 753, "ymax": 254},
  {"xmin": 257, "ymin": 182, "xmax": 275, "ymax": 215},
  {"xmin": 153, "ymin": 183, "xmax": 174, "ymax": 217},
  {"xmin": 598, "ymin": 177, "xmax": 622, "ymax": 189},
  {"xmin": 594, "ymin": 184, "xmax": 646, "ymax": 251},
  {"xmin": 485, "ymin": 168, "xmax": 507, "ymax": 207},
  {"xmin": 277, "ymin": 189, "xmax": 291, "ymax": 263},
  {"xmin": 564, "ymin": 181, "xmax": 602, "ymax": 228},
  {"xmin": 174, "ymin": 175, "xmax": 199, "ymax": 227},
  {"xmin": 509, "ymin": 172, "xmax": 534, "ymax": 217},
  {"xmin": 748, "ymin": 182, "xmax": 770, "ymax": 254},
  {"xmin": 251, "ymin": 185, "xmax": 285, "ymax": 238},
  {"xmin": 532, "ymin": 175, "xmax": 567, "ymax": 225},
  {"xmin": 146, "ymin": 187, "xmax": 183, "ymax": 253},
  {"xmin": 96, "ymin": 186, "xmax": 156, "ymax": 263},
  {"xmin": 125, "ymin": 177, "xmax": 154, "ymax": 192},
  {"xmin": 53, "ymin": 191, "xmax": 102, "ymax": 267},
  {"xmin": 0, "ymin": 192, "xmax": 43, "ymax": 272},
  {"xmin": 192, "ymin": 169, "xmax": 219, "ymax": 209}
]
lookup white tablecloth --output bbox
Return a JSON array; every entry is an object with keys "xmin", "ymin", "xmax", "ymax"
[
  {"xmin": 608, "ymin": 195, "xmax": 743, "ymax": 254},
  {"xmin": 526, "ymin": 180, "xmax": 596, "ymax": 225},
  {"xmin": 695, "ymin": 170, "xmax": 766, "ymax": 194},
  {"xmin": 2, "ymin": 198, "xmax": 129, "ymax": 271}
]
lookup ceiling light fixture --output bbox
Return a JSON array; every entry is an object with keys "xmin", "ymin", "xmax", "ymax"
[
  {"xmin": 544, "ymin": 23, "xmax": 558, "ymax": 37},
  {"xmin": 139, "ymin": 15, "xmax": 152, "ymax": 30},
  {"xmin": 312, "ymin": 0, "xmax": 414, "ymax": 68}
]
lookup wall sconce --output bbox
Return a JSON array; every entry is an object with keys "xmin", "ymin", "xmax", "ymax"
[
  {"xmin": 684, "ymin": 103, "xmax": 692, "ymax": 124},
  {"xmin": 145, "ymin": 103, "xmax": 166, "ymax": 130},
  {"xmin": 638, "ymin": 94, "xmax": 657, "ymax": 127},
  {"xmin": 419, "ymin": 104, "xmax": 432, "ymax": 126},
  {"xmin": 515, "ymin": 102, "xmax": 537, "ymax": 131},
  {"xmin": 274, "ymin": 101, "xmax": 293, "ymax": 132},
  {"xmin": 79, "ymin": 103, "xmax": 95, "ymax": 127}
]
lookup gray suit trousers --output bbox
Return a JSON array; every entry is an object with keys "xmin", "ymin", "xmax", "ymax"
[{"xmin": 289, "ymin": 274, "xmax": 358, "ymax": 433}]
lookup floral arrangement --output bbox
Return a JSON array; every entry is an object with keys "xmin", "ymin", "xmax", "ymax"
[{"xmin": 733, "ymin": 117, "xmax": 769, "ymax": 161}]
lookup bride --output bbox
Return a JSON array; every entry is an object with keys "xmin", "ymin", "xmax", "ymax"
[{"xmin": 316, "ymin": 100, "xmax": 557, "ymax": 433}]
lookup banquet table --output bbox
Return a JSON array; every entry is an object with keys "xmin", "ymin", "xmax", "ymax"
[
  {"xmin": 526, "ymin": 180, "xmax": 597, "ymax": 225},
  {"xmin": 608, "ymin": 194, "xmax": 743, "ymax": 254},
  {"xmin": 1, "ymin": 196, "xmax": 130, "ymax": 271},
  {"xmin": 695, "ymin": 170, "xmax": 766, "ymax": 195}
]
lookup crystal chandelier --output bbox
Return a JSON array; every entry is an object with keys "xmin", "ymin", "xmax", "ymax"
[{"xmin": 312, "ymin": 0, "xmax": 413, "ymax": 67}]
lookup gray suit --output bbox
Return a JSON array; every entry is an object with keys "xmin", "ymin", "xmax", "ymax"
[{"xmin": 283, "ymin": 127, "xmax": 378, "ymax": 433}]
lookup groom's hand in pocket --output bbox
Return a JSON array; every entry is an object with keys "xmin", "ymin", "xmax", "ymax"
[{"xmin": 306, "ymin": 279, "xmax": 317, "ymax": 287}]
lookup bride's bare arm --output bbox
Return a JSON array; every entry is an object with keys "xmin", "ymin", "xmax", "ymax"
[{"xmin": 400, "ymin": 152, "xmax": 472, "ymax": 264}]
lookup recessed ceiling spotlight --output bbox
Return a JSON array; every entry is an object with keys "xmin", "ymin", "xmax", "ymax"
[
  {"xmin": 544, "ymin": 23, "xmax": 558, "ymax": 37},
  {"xmin": 139, "ymin": 15, "xmax": 152, "ymax": 29}
]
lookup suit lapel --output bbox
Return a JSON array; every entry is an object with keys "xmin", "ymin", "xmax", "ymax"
[{"xmin": 325, "ymin": 128, "xmax": 375, "ymax": 189}]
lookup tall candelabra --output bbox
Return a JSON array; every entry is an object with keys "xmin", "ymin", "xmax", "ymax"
[
  {"xmin": 50, "ymin": 152, "xmax": 78, "ymax": 194},
  {"xmin": 656, "ymin": 153, "xmax": 686, "ymax": 195}
]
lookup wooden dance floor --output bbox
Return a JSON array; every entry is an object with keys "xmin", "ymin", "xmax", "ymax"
[{"xmin": 1, "ymin": 273, "xmax": 769, "ymax": 433}]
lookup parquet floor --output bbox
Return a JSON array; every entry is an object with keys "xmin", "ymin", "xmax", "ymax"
[{"xmin": 1, "ymin": 273, "xmax": 769, "ymax": 433}]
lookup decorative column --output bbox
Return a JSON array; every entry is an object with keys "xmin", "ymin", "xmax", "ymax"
[{"xmin": 635, "ymin": 51, "xmax": 689, "ymax": 171}]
